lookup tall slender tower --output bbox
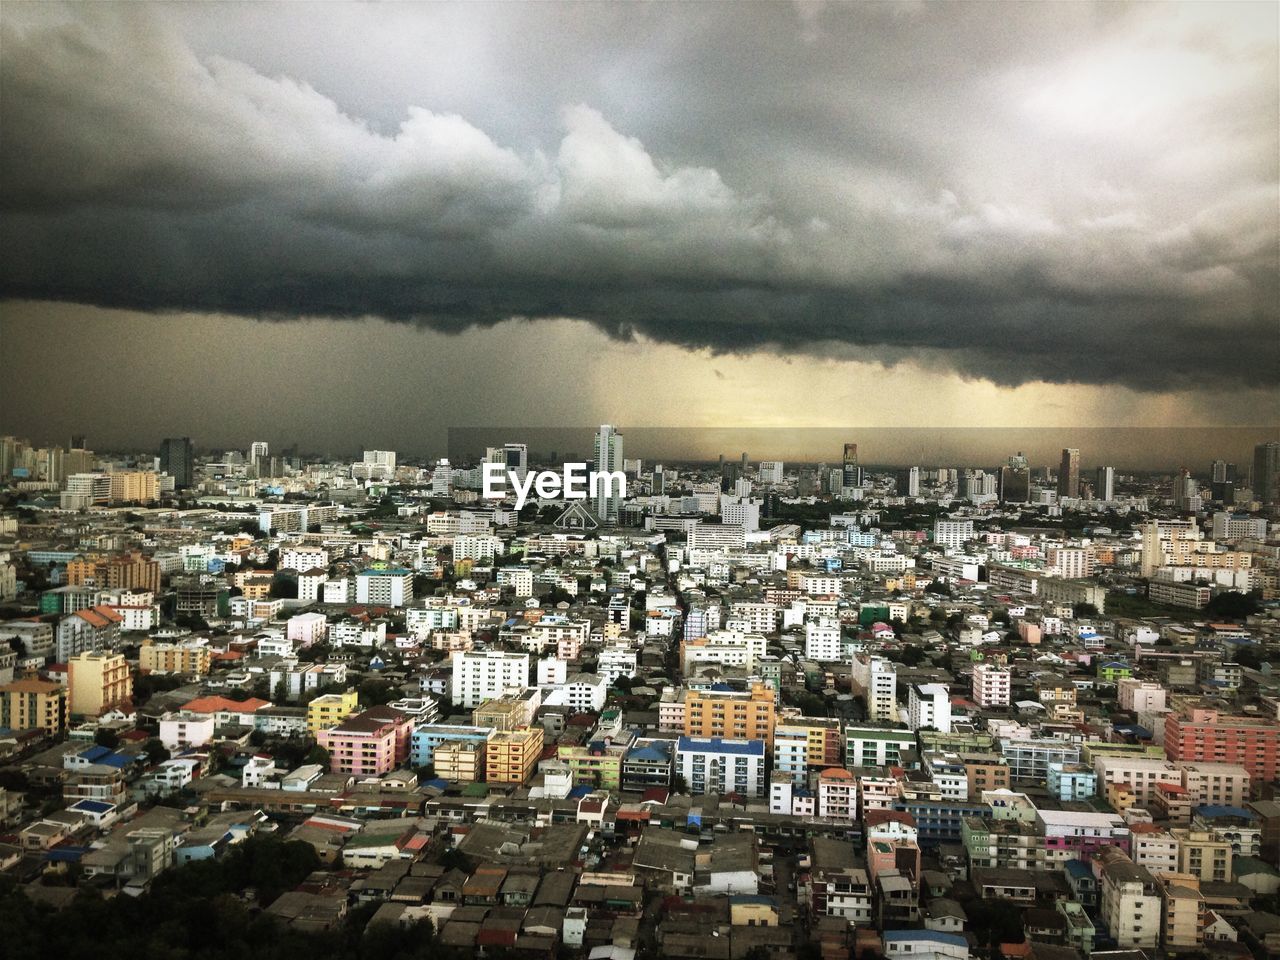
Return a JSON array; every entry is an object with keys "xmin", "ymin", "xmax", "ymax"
[
  {"xmin": 593, "ymin": 425, "xmax": 624, "ymax": 523},
  {"xmin": 1057, "ymin": 448, "xmax": 1080, "ymax": 499},
  {"xmin": 1095, "ymin": 466, "xmax": 1115, "ymax": 502},
  {"xmin": 1255, "ymin": 442, "xmax": 1280, "ymax": 504},
  {"xmin": 160, "ymin": 437, "xmax": 194, "ymax": 489}
]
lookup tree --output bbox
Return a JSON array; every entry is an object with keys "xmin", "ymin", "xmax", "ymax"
[
  {"xmin": 1205, "ymin": 591, "xmax": 1260, "ymax": 620},
  {"xmin": 144, "ymin": 738, "xmax": 170, "ymax": 765},
  {"xmin": 1073, "ymin": 602, "xmax": 1099, "ymax": 618}
]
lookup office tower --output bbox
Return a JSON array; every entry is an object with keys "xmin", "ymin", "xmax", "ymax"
[
  {"xmin": 1176, "ymin": 468, "xmax": 1200, "ymax": 512},
  {"xmin": 159, "ymin": 437, "xmax": 194, "ymax": 488},
  {"xmin": 1095, "ymin": 466, "xmax": 1115, "ymax": 501},
  {"xmin": 741, "ymin": 452, "xmax": 748, "ymax": 472},
  {"xmin": 1255, "ymin": 442, "xmax": 1280, "ymax": 504},
  {"xmin": 249, "ymin": 440, "xmax": 269, "ymax": 477},
  {"xmin": 999, "ymin": 452, "xmax": 1030, "ymax": 504},
  {"xmin": 653, "ymin": 464, "xmax": 665, "ymax": 495},
  {"xmin": 758, "ymin": 461, "xmax": 784, "ymax": 485},
  {"xmin": 1057, "ymin": 448, "xmax": 1080, "ymax": 499},
  {"xmin": 906, "ymin": 465, "xmax": 920, "ymax": 497},
  {"xmin": 0, "ymin": 436, "xmax": 15, "ymax": 477},
  {"xmin": 1211, "ymin": 460, "xmax": 1228, "ymax": 483},
  {"xmin": 593, "ymin": 424, "xmax": 624, "ymax": 522},
  {"xmin": 485, "ymin": 443, "xmax": 528, "ymax": 481},
  {"xmin": 842, "ymin": 442, "xmax": 861, "ymax": 489},
  {"xmin": 65, "ymin": 446, "xmax": 93, "ymax": 476},
  {"xmin": 42, "ymin": 447, "xmax": 66, "ymax": 485}
]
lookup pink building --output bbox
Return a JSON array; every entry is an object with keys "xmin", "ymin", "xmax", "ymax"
[{"xmin": 317, "ymin": 707, "xmax": 413, "ymax": 777}]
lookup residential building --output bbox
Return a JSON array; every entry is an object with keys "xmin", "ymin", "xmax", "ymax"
[
  {"xmin": 451, "ymin": 650, "xmax": 531, "ymax": 709},
  {"xmin": 67, "ymin": 651, "xmax": 132, "ymax": 718},
  {"xmin": 485, "ymin": 727, "xmax": 544, "ymax": 785},
  {"xmin": 0, "ymin": 678, "xmax": 66, "ymax": 734},
  {"xmin": 676, "ymin": 736, "xmax": 767, "ymax": 798},
  {"xmin": 683, "ymin": 683, "xmax": 776, "ymax": 746}
]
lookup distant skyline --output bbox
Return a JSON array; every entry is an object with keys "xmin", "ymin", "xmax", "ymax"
[{"xmin": 2, "ymin": 3, "xmax": 1277, "ymax": 446}]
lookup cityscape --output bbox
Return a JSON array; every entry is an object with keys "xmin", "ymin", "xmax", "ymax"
[{"xmin": 1, "ymin": 4, "xmax": 1279, "ymax": 960}]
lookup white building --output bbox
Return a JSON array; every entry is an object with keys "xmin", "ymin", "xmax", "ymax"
[
  {"xmin": 851, "ymin": 655, "xmax": 898, "ymax": 723},
  {"xmin": 971, "ymin": 662, "xmax": 1011, "ymax": 708},
  {"xmin": 676, "ymin": 736, "xmax": 766, "ymax": 798},
  {"xmin": 908, "ymin": 683, "xmax": 952, "ymax": 733},
  {"xmin": 354, "ymin": 568, "xmax": 413, "ymax": 607},
  {"xmin": 597, "ymin": 646, "xmax": 639, "ymax": 684},
  {"xmin": 933, "ymin": 520, "xmax": 975, "ymax": 551},
  {"xmin": 805, "ymin": 619, "xmax": 843, "ymax": 662},
  {"xmin": 758, "ymin": 462, "xmax": 784, "ymax": 484},
  {"xmin": 450, "ymin": 650, "xmax": 531, "ymax": 708},
  {"xmin": 279, "ymin": 546, "xmax": 329, "ymax": 573},
  {"xmin": 158, "ymin": 711, "xmax": 216, "ymax": 753},
  {"xmin": 286, "ymin": 612, "xmax": 328, "ymax": 647}
]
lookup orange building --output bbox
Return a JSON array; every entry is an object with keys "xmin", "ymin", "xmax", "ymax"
[{"xmin": 684, "ymin": 683, "xmax": 777, "ymax": 746}]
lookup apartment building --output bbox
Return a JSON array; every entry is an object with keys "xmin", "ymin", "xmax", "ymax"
[
  {"xmin": 450, "ymin": 650, "xmax": 531, "ymax": 709},
  {"xmin": 971, "ymin": 662, "xmax": 1011, "ymax": 708},
  {"xmin": 845, "ymin": 726, "xmax": 917, "ymax": 769},
  {"xmin": 684, "ymin": 683, "xmax": 776, "ymax": 746},
  {"xmin": 485, "ymin": 727, "xmax": 544, "ymax": 785},
  {"xmin": 318, "ymin": 711, "xmax": 412, "ymax": 778},
  {"xmin": 851, "ymin": 655, "xmax": 898, "ymax": 723},
  {"xmin": 67, "ymin": 651, "xmax": 132, "ymax": 718},
  {"xmin": 677, "ymin": 736, "xmax": 767, "ymax": 798},
  {"xmin": 0, "ymin": 679, "xmax": 66, "ymax": 734},
  {"xmin": 307, "ymin": 690, "xmax": 359, "ymax": 734},
  {"xmin": 139, "ymin": 639, "xmax": 212, "ymax": 677},
  {"xmin": 1165, "ymin": 707, "xmax": 1280, "ymax": 782},
  {"xmin": 1099, "ymin": 858, "xmax": 1161, "ymax": 950}
]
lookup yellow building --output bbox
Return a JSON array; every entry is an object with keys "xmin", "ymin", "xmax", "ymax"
[
  {"xmin": 66, "ymin": 554, "xmax": 106, "ymax": 587},
  {"xmin": 139, "ymin": 640, "xmax": 212, "ymax": 677},
  {"xmin": 108, "ymin": 471, "xmax": 159, "ymax": 504},
  {"xmin": 1172, "ymin": 829, "xmax": 1233, "ymax": 882},
  {"xmin": 307, "ymin": 690, "xmax": 359, "ymax": 734},
  {"xmin": 67, "ymin": 651, "xmax": 133, "ymax": 718},
  {"xmin": 472, "ymin": 697, "xmax": 532, "ymax": 732},
  {"xmin": 1156, "ymin": 872, "xmax": 1205, "ymax": 950},
  {"xmin": 435, "ymin": 740, "xmax": 484, "ymax": 782},
  {"xmin": 0, "ymin": 679, "xmax": 66, "ymax": 734},
  {"xmin": 684, "ymin": 683, "xmax": 777, "ymax": 746},
  {"xmin": 485, "ymin": 726, "xmax": 544, "ymax": 785},
  {"xmin": 729, "ymin": 897, "xmax": 779, "ymax": 927}
]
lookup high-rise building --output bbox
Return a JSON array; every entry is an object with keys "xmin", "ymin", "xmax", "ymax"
[
  {"xmin": 159, "ymin": 437, "xmax": 194, "ymax": 489},
  {"xmin": 1254, "ymin": 441, "xmax": 1280, "ymax": 504},
  {"xmin": 842, "ymin": 443, "xmax": 861, "ymax": 489},
  {"xmin": 249, "ymin": 441, "xmax": 269, "ymax": 477},
  {"xmin": 1095, "ymin": 466, "xmax": 1115, "ymax": 501},
  {"xmin": 593, "ymin": 424, "xmax": 624, "ymax": 522},
  {"xmin": 652, "ymin": 464, "xmax": 665, "ymax": 495},
  {"xmin": 999, "ymin": 454, "xmax": 1030, "ymax": 503},
  {"xmin": 486, "ymin": 443, "xmax": 528, "ymax": 481},
  {"xmin": 1057, "ymin": 448, "xmax": 1080, "ymax": 499}
]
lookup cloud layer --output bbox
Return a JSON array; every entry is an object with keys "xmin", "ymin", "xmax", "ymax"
[{"xmin": 2, "ymin": 3, "xmax": 1276, "ymax": 389}]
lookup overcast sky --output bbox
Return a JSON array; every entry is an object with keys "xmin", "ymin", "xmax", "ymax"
[{"xmin": 1, "ymin": 2, "xmax": 1277, "ymax": 458}]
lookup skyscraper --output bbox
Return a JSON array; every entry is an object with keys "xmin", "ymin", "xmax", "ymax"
[
  {"xmin": 1095, "ymin": 466, "xmax": 1115, "ymax": 501},
  {"xmin": 1255, "ymin": 442, "xmax": 1280, "ymax": 504},
  {"xmin": 593, "ymin": 424, "xmax": 624, "ymax": 522},
  {"xmin": 842, "ymin": 443, "xmax": 861, "ymax": 489},
  {"xmin": 159, "ymin": 437, "xmax": 194, "ymax": 489},
  {"xmin": 999, "ymin": 452, "xmax": 1030, "ymax": 504},
  {"xmin": 249, "ymin": 441, "xmax": 269, "ymax": 477},
  {"xmin": 1057, "ymin": 448, "xmax": 1080, "ymax": 499}
]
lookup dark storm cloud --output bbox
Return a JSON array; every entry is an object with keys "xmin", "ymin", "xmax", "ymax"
[{"xmin": 1, "ymin": 2, "xmax": 1276, "ymax": 389}]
